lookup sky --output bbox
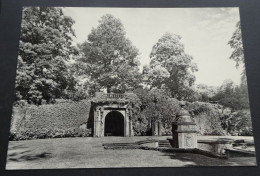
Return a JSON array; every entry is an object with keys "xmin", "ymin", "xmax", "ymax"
[{"xmin": 62, "ymin": 7, "xmax": 243, "ymax": 87}]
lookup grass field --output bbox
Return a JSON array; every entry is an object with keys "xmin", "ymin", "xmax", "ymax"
[{"xmin": 6, "ymin": 136, "xmax": 256, "ymax": 169}]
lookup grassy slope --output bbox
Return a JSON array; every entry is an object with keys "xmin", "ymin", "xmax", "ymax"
[{"xmin": 6, "ymin": 136, "xmax": 256, "ymax": 169}]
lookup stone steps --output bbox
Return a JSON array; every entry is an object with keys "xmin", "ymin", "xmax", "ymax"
[
  {"xmin": 103, "ymin": 139, "xmax": 158, "ymax": 147},
  {"xmin": 158, "ymin": 140, "xmax": 171, "ymax": 148}
]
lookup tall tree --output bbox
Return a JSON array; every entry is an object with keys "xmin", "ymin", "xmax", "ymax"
[
  {"xmin": 228, "ymin": 21, "xmax": 246, "ymax": 82},
  {"xmin": 75, "ymin": 14, "xmax": 142, "ymax": 93},
  {"xmin": 228, "ymin": 22, "xmax": 244, "ymax": 68},
  {"xmin": 15, "ymin": 7, "xmax": 77, "ymax": 104},
  {"xmin": 145, "ymin": 33, "xmax": 198, "ymax": 100},
  {"xmin": 228, "ymin": 21, "xmax": 250, "ymax": 108}
]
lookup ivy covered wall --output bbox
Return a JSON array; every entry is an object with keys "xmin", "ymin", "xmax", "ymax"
[{"xmin": 10, "ymin": 100, "xmax": 93, "ymax": 140}]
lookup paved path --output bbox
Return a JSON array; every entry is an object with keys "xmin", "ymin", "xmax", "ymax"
[{"xmin": 6, "ymin": 136, "xmax": 256, "ymax": 169}]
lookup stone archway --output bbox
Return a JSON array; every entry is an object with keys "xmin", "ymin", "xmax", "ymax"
[
  {"xmin": 104, "ymin": 111, "xmax": 124, "ymax": 136},
  {"xmin": 91, "ymin": 92, "xmax": 135, "ymax": 137}
]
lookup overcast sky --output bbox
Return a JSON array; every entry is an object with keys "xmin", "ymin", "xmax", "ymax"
[{"xmin": 62, "ymin": 7, "xmax": 243, "ymax": 87}]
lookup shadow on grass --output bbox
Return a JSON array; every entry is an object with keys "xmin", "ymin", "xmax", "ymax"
[
  {"xmin": 160, "ymin": 152, "xmax": 227, "ymax": 166},
  {"xmin": 224, "ymin": 157, "xmax": 257, "ymax": 166},
  {"xmin": 8, "ymin": 143, "xmax": 52, "ymax": 162},
  {"xmin": 8, "ymin": 150, "xmax": 31, "ymax": 157},
  {"xmin": 9, "ymin": 144, "xmax": 28, "ymax": 150},
  {"xmin": 160, "ymin": 151, "xmax": 256, "ymax": 166},
  {"xmin": 8, "ymin": 152, "xmax": 52, "ymax": 162}
]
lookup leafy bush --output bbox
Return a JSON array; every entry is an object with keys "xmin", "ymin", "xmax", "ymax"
[
  {"xmin": 224, "ymin": 110, "xmax": 253, "ymax": 136},
  {"xmin": 133, "ymin": 88, "xmax": 226, "ymax": 136},
  {"xmin": 132, "ymin": 112, "xmax": 151, "ymax": 136},
  {"xmin": 187, "ymin": 101, "xmax": 225, "ymax": 135}
]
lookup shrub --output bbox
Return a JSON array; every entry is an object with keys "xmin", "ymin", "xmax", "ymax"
[
  {"xmin": 225, "ymin": 110, "xmax": 253, "ymax": 136},
  {"xmin": 132, "ymin": 113, "xmax": 151, "ymax": 136},
  {"xmin": 187, "ymin": 102, "xmax": 225, "ymax": 135}
]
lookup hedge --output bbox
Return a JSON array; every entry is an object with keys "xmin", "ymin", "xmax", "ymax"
[
  {"xmin": 10, "ymin": 100, "xmax": 92, "ymax": 140},
  {"xmin": 10, "ymin": 98, "xmax": 253, "ymax": 140}
]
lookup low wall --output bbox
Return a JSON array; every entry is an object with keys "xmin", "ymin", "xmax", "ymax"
[
  {"xmin": 10, "ymin": 100, "xmax": 93, "ymax": 140},
  {"xmin": 198, "ymin": 142, "xmax": 232, "ymax": 155}
]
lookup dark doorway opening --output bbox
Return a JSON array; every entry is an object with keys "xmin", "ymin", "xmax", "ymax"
[{"xmin": 105, "ymin": 111, "xmax": 124, "ymax": 136}]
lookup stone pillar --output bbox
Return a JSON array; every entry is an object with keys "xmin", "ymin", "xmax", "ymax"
[
  {"xmin": 158, "ymin": 121, "xmax": 162, "ymax": 136},
  {"xmin": 129, "ymin": 119, "xmax": 134, "ymax": 136},
  {"xmin": 99, "ymin": 110, "xmax": 104, "ymax": 137},
  {"xmin": 172, "ymin": 103, "xmax": 197, "ymax": 148},
  {"xmin": 93, "ymin": 109, "xmax": 99, "ymax": 137},
  {"xmin": 152, "ymin": 120, "xmax": 159, "ymax": 136},
  {"xmin": 152, "ymin": 120, "xmax": 162, "ymax": 136},
  {"xmin": 125, "ymin": 110, "xmax": 129, "ymax": 137}
]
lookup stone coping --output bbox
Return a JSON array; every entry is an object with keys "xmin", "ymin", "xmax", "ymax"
[
  {"xmin": 91, "ymin": 99, "xmax": 130, "ymax": 104},
  {"xmin": 166, "ymin": 137, "xmax": 240, "ymax": 145},
  {"xmin": 197, "ymin": 139, "xmax": 233, "ymax": 144},
  {"xmin": 173, "ymin": 130, "xmax": 197, "ymax": 133}
]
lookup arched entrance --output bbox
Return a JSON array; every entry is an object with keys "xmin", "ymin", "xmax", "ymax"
[{"xmin": 104, "ymin": 111, "xmax": 124, "ymax": 136}]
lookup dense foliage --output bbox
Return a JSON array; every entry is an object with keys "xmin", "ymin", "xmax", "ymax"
[
  {"xmin": 132, "ymin": 88, "xmax": 179, "ymax": 135},
  {"xmin": 15, "ymin": 7, "xmax": 79, "ymax": 105},
  {"xmin": 211, "ymin": 79, "xmax": 249, "ymax": 110},
  {"xmin": 10, "ymin": 100, "xmax": 92, "ymax": 140},
  {"xmin": 195, "ymin": 84, "xmax": 218, "ymax": 102},
  {"xmin": 12, "ymin": 9, "xmax": 253, "ymax": 139},
  {"xmin": 132, "ymin": 85, "xmax": 252, "ymax": 136},
  {"xmin": 228, "ymin": 21, "xmax": 245, "ymax": 78},
  {"xmin": 144, "ymin": 33, "xmax": 198, "ymax": 100},
  {"xmin": 74, "ymin": 14, "xmax": 142, "ymax": 95},
  {"xmin": 187, "ymin": 102, "xmax": 225, "ymax": 135}
]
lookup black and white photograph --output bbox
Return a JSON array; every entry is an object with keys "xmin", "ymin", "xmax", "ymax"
[{"xmin": 5, "ymin": 7, "xmax": 256, "ymax": 169}]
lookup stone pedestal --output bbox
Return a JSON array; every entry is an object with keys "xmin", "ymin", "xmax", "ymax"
[{"xmin": 172, "ymin": 103, "xmax": 197, "ymax": 148}]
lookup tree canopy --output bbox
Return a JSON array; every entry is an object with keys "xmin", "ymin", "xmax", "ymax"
[
  {"xmin": 195, "ymin": 84, "xmax": 218, "ymax": 102},
  {"xmin": 228, "ymin": 21, "xmax": 244, "ymax": 68},
  {"xmin": 228, "ymin": 21, "xmax": 247, "ymax": 82},
  {"xmin": 74, "ymin": 14, "xmax": 142, "ymax": 94},
  {"xmin": 225, "ymin": 21, "xmax": 250, "ymax": 110},
  {"xmin": 12, "ymin": 9, "xmax": 253, "ymax": 136},
  {"xmin": 144, "ymin": 33, "xmax": 198, "ymax": 100},
  {"xmin": 211, "ymin": 79, "xmax": 249, "ymax": 110},
  {"xmin": 15, "ymin": 7, "xmax": 77, "ymax": 104}
]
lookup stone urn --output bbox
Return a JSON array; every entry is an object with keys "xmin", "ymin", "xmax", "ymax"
[{"xmin": 172, "ymin": 102, "xmax": 197, "ymax": 149}]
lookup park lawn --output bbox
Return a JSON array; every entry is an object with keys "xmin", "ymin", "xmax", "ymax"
[{"xmin": 6, "ymin": 136, "xmax": 256, "ymax": 169}]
